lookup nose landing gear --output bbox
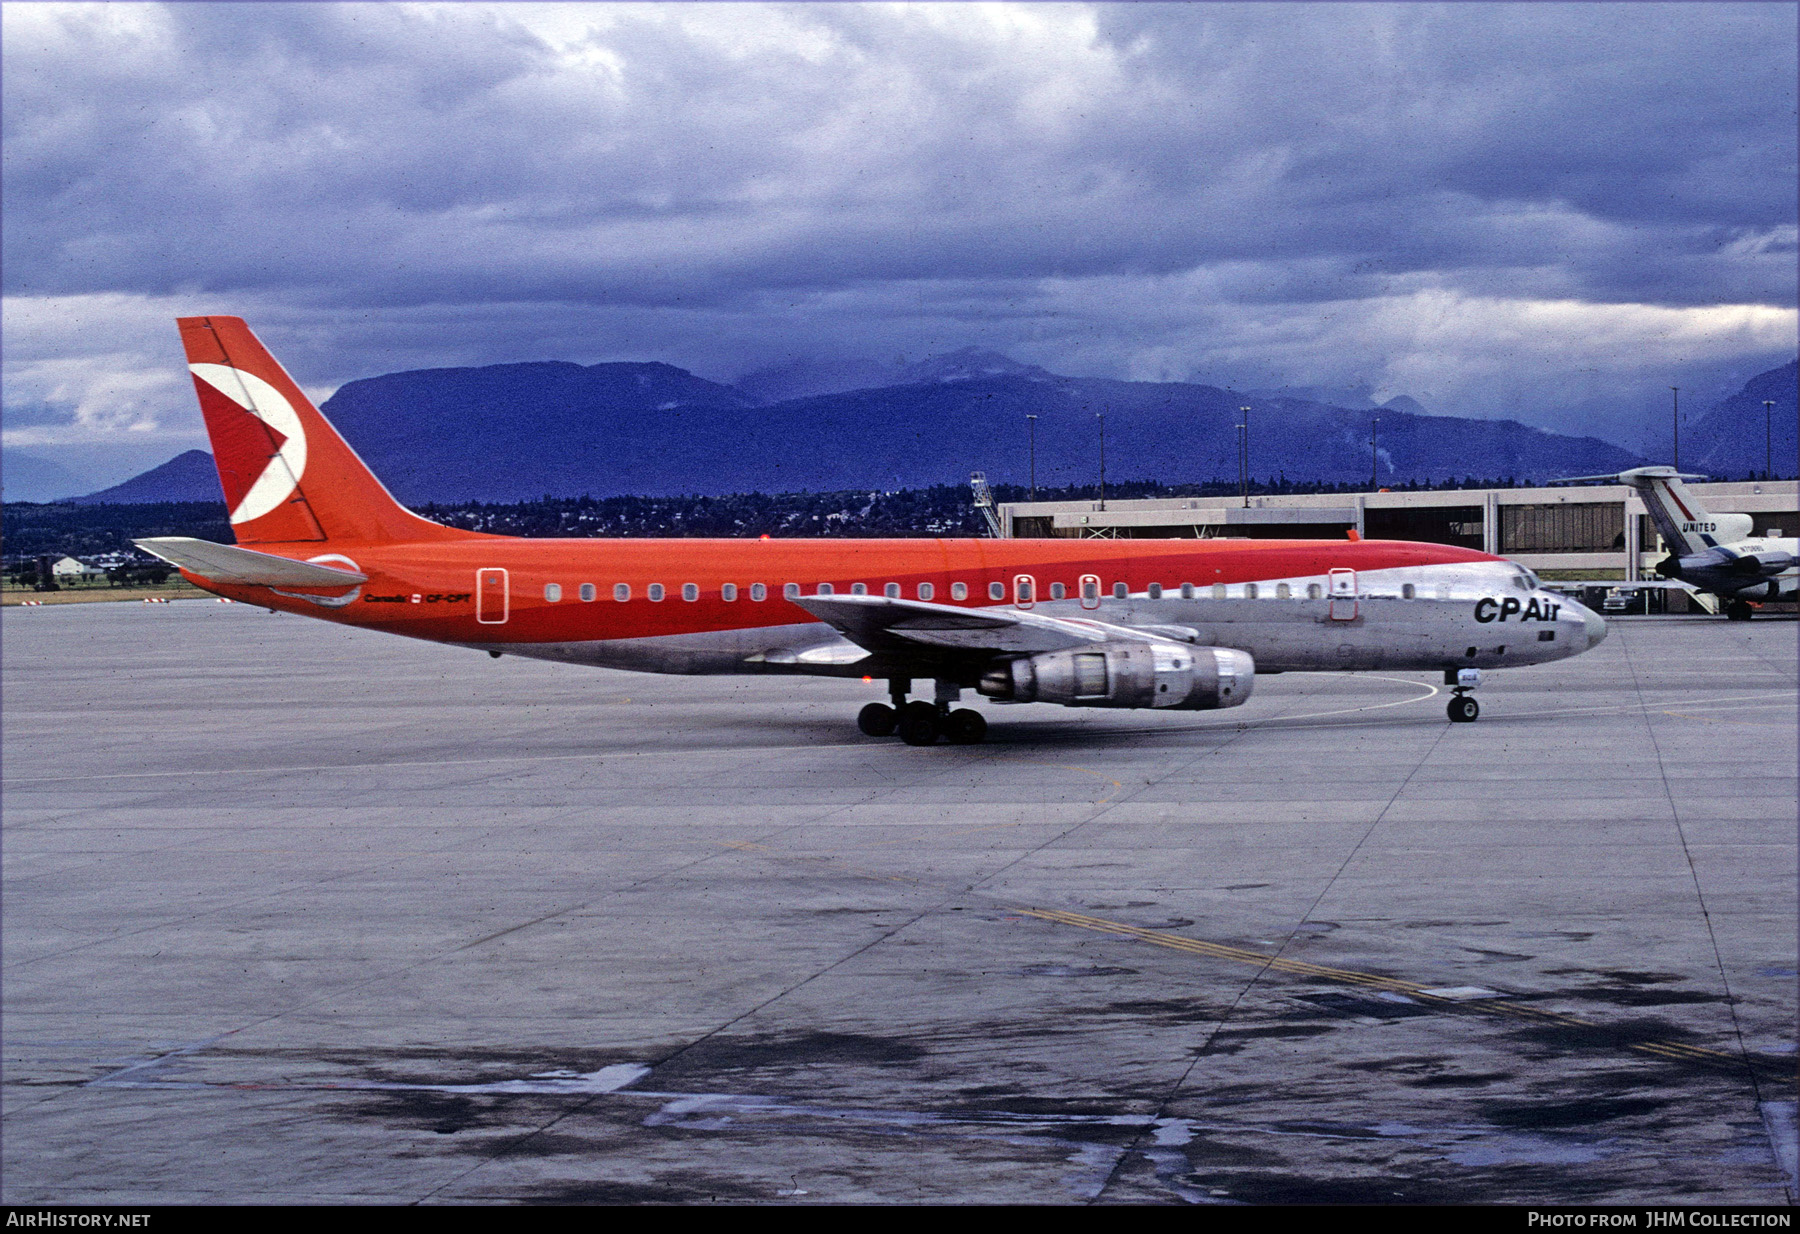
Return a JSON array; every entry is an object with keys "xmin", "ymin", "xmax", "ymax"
[
  {"xmin": 858, "ymin": 679, "xmax": 988, "ymax": 745},
  {"xmin": 1444, "ymin": 666, "xmax": 1482, "ymax": 723}
]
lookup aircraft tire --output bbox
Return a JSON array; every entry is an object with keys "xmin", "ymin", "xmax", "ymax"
[
  {"xmin": 1448, "ymin": 696, "xmax": 1479, "ymax": 723},
  {"xmin": 944, "ymin": 708, "xmax": 988, "ymax": 744},
  {"xmin": 1726, "ymin": 600, "xmax": 1754, "ymax": 621},
  {"xmin": 898, "ymin": 709, "xmax": 941, "ymax": 746},
  {"xmin": 857, "ymin": 702, "xmax": 897, "ymax": 737}
]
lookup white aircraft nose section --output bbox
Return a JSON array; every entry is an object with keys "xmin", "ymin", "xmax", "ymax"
[{"xmin": 1584, "ymin": 608, "xmax": 1608, "ymax": 647}]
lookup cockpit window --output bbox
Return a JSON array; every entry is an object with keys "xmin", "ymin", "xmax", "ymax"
[{"xmin": 1515, "ymin": 569, "xmax": 1538, "ymax": 591}]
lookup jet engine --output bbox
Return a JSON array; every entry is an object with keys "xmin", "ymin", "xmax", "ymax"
[
  {"xmin": 1660, "ymin": 548, "xmax": 1797, "ymax": 588},
  {"xmin": 978, "ymin": 641, "xmax": 1254, "ymax": 710}
]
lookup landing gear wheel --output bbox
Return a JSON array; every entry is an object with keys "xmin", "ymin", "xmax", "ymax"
[
  {"xmin": 857, "ymin": 702, "xmax": 896, "ymax": 737},
  {"xmin": 944, "ymin": 708, "xmax": 988, "ymax": 745},
  {"xmin": 898, "ymin": 704, "xmax": 942, "ymax": 746},
  {"xmin": 1447, "ymin": 695, "xmax": 1480, "ymax": 723},
  {"xmin": 1726, "ymin": 600, "xmax": 1754, "ymax": 621}
]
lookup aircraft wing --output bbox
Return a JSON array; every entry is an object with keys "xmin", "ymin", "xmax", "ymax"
[
  {"xmin": 134, "ymin": 537, "xmax": 368, "ymax": 586},
  {"xmin": 791, "ymin": 593, "xmax": 1181, "ymax": 657}
]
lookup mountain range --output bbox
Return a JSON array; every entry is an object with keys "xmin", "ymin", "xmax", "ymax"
[
  {"xmin": 1683, "ymin": 359, "xmax": 1798, "ymax": 478},
  {"xmin": 46, "ymin": 353, "xmax": 1797, "ymax": 507}
]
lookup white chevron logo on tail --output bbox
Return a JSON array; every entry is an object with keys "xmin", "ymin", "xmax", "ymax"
[{"xmin": 189, "ymin": 363, "xmax": 308, "ymax": 524}]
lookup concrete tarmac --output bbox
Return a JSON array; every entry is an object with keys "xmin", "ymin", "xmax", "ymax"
[{"xmin": 3, "ymin": 600, "xmax": 1795, "ymax": 1205}]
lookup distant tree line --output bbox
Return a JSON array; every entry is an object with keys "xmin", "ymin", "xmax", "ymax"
[
  {"xmin": 412, "ymin": 476, "xmax": 1537, "ymax": 540},
  {"xmin": 1, "ymin": 474, "xmax": 1545, "ymax": 560},
  {"xmin": 5, "ymin": 557, "xmax": 173, "ymax": 590},
  {"xmin": 2, "ymin": 501, "xmax": 233, "ymax": 562}
]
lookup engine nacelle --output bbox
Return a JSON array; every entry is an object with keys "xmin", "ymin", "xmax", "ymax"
[{"xmin": 978, "ymin": 641, "xmax": 1254, "ymax": 711}]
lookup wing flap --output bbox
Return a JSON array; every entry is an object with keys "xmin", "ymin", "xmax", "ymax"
[
  {"xmin": 792, "ymin": 593, "xmax": 1121, "ymax": 655},
  {"xmin": 133, "ymin": 537, "xmax": 368, "ymax": 586}
]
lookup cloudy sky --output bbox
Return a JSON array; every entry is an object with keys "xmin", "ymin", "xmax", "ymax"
[{"xmin": 4, "ymin": 1, "xmax": 1796, "ymax": 490}]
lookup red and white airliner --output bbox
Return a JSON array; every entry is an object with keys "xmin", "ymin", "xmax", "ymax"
[{"xmin": 138, "ymin": 316, "xmax": 1607, "ymax": 743}]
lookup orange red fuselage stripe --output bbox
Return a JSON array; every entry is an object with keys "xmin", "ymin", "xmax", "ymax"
[{"xmin": 192, "ymin": 534, "xmax": 1495, "ymax": 644}]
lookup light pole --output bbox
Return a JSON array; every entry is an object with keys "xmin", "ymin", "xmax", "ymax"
[
  {"xmin": 1765, "ymin": 400, "xmax": 1775, "ymax": 478},
  {"xmin": 1370, "ymin": 416, "xmax": 1381, "ymax": 489},
  {"xmin": 1239, "ymin": 405, "xmax": 1251, "ymax": 508},
  {"xmin": 1026, "ymin": 415, "xmax": 1038, "ymax": 500},
  {"xmin": 1671, "ymin": 386, "xmax": 1679, "ymax": 469},
  {"xmin": 1096, "ymin": 412, "xmax": 1106, "ymax": 511}
]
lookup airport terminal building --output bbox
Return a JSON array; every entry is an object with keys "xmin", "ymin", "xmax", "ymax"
[{"xmin": 999, "ymin": 478, "xmax": 1798, "ymax": 582}]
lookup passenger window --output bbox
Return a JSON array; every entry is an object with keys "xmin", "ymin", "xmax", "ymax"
[
  {"xmin": 751, "ymin": 583, "xmax": 767, "ymax": 601},
  {"xmin": 1147, "ymin": 583, "xmax": 1162, "ymax": 599},
  {"xmin": 1276, "ymin": 583, "xmax": 1291, "ymax": 600},
  {"xmin": 1212, "ymin": 583, "xmax": 1227, "ymax": 600},
  {"xmin": 648, "ymin": 584, "xmax": 665, "ymax": 602},
  {"xmin": 614, "ymin": 583, "xmax": 631, "ymax": 602},
  {"xmin": 919, "ymin": 582, "xmax": 935, "ymax": 600},
  {"xmin": 784, "ymin": 583, "xmax": 800, "ymax": 600},
  {"xmin": 1245, "ymin": 583, "xmax": 1258, "ymax": 600},
  {"xmin": 885, "ymin": 583, "xmax": 900, "ymax": 598},
  {"xmin": 1082, "ymin": 580, "xmax": 1099, "ymax": 601},
  {"xmin": 1307, "ymin": 583, "xmax": 1322, "ymax": 600},
  {"xmin": 1180, "ymin": 583, "xmax": 1194, "ymax": 599},
  {"xmin": 682, "ymin": 583, "xmax": 698, "ymax": 602},
  {"xmin": 951, "ymin": 582, "xmax": 967, "ymax": 600},
  {"xmin": 1401, "ymin": 583, "xmax": 1415, "ymax": 600},
  {"xmin": 544, "ymin": 583, "xmax": 562, "ymax": 602},
  {"xmin": 988, "ymin": 582, "xmax": 1005, "ymax": 600},
  {"xmin": 818, "ymin": 583, "xmax": 835, "ymax": 596},
  {"xmin": 1113, "ymin": 582, "xmax": 1128, "ymax": 599},
  {"xmin": 579, "ymin": 583, "xmax": 596, "ymax": 602},
  {"xmin": 1050, "ymin": 582, "xmax": 1066, "ymax": 600},
  {"xmin": 851, "ymin": 583, "xmax": 867, "ymax": 596},
  {"xmin": 721, "ymin": 583, "xmax": 738, "ymax": 601}
]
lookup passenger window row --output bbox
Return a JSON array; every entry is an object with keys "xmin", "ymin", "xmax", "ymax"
[
  {"xmin": 538, "ymin": 578, "xmax": 1414, "ymax": 603},
  {"xmin": 534, "ymin": 579, "xmax": 997, "ymax": 603}
]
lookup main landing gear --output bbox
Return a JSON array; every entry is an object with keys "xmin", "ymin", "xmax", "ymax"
[
  {"xmin": 857, "ymin": 679, "xmax": 988, "ymax": 745},
  {"xmin": 1726, "ymin": 599, "xmax": 1755, "ymax": 622},
  {"xmin": 1445, "ymin": 666, "xmax": 1481, "ymax": 723}
]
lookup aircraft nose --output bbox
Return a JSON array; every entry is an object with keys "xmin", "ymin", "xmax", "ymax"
[{"xmin": 1582, "ymin": 606, "xmax": 1608, "ymax": 647}]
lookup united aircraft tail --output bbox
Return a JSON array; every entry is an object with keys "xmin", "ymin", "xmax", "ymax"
[
  {"xmin": 1559, "ymin": 466, "xmax": 1752, "ymax": 556},
  {"xmin": 178, "ymin": 316, "xmax": 464, "ymax": 546}
]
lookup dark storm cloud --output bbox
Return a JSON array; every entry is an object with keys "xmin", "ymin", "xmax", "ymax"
[
  {"xmin": 7, "ymin": 2, "xmax": 1791, "ymax": 310},
  {"xmin": 2, "ymin": 2, "xmax": 1793, "ymax": 457}
]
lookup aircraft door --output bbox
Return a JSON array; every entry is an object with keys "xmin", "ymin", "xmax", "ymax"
[
  {"xmin": 1079, "ymin": 573, "xmax": 1101, "ymax": 610},
  {"xmin": 1014, "ymin": 573, "xmax": 1036, "ymax": 610},
  {"xmin": 477, "ymin": 568, "xmax": 509, "ymax": 624},
  {"xmin": 1328, "ymin": 568, "xmax": 1357, "ymax": 621}
]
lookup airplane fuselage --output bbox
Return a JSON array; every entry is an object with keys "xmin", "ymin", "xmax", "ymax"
[
  {"xmin": 1661, "ymin": 534, "xmax": 1800, "ymax": 604},
  {"xmin": 198, "ymin": 534, "xmax": 1604, "ymax": 679},
  {"xmin": 146, "ymin": 315, "xmax": 1610, "ymax": 740}
]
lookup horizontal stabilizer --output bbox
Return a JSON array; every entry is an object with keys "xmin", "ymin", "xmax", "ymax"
[
  {"xmin": 133, "ymin": 537, "xmax": 368, "ymax": 586},
  {"xmin": 1551, "ymin": 467, "xmax": 1709, "ymax": 486}
]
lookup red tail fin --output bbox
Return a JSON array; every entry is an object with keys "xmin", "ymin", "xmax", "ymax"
[{"xmin": 178, "ymin": 316, "xmax": 462, "ymax": 545}]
